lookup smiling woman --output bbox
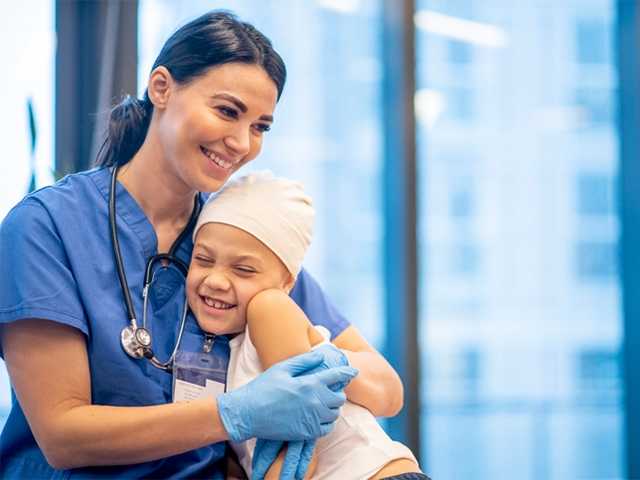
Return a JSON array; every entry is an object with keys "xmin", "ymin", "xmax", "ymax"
[
  {"xmin": 115, "ymin": 62, "xmax": 279, "ymax": 243},
  {"xmin": 0, "ymin": 10, "xmax": 397, "ymax": 479}
]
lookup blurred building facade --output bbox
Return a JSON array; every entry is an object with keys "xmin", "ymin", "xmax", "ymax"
[{"xmin": 417, "ymin": 1, "xmax": 621, "ymax": 478}]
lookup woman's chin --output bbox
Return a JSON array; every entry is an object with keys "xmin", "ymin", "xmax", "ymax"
[{"xmin": 197, "ymin": 170, "xmax": 236, "ymax": 193}]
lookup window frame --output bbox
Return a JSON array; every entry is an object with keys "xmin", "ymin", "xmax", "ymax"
[{"xmin": 617, "ymin": 1, "xmax": 640, "ymax": 476}]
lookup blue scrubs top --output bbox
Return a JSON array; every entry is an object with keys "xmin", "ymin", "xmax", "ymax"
[{"xmin": 0, "ymin": 167, "xmax": 350, "ymax": 479}]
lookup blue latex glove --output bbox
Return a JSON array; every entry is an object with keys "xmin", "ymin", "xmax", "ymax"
[
  {"xmin": 294, "ymin": 441, "xmax": 315, "ymax": 479},
  {"xmin": 311, "ymin": 344, "xmax": 350, "ymax": 390},
  {"xmin": 217, "ymin": 349, "xmax": 358, "ymax": 442},
  {"xmin": 251, "ymin": 344, "xmax": 354, "ymax": 479},
  {"xmin": 251, "ymin": 439, "xmax": 313, "ymax": 480},
  {"xmin": 312, "ymin": 343, "xmax": 349, "ymax": 368}
]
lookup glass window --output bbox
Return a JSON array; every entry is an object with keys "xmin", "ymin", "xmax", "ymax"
[
  {"xmin": 577, "ymin": 348, "xmax": 620, "ymax": 399},
  {"xmin": 448, "ymin": 39, "xmax": 473, "ymax": 64},
  {"xmin": 450, "ymin": 243, "xmax": 480, "ymax": 276},
  {"xmin": 0, "ymin": 1, "xmax": 55, "ymax": 430},
  {"xmin": 577, "ymin": 173, "xmax": 613, "ymax": 216},
  {"xmin": 417, "ymin": 1, "xmax": 623, "ymax": 478},
  {"xmin": 445, "ymin": 87, "xmax": 474, "ymax": 122},
  {"xmin": 576, "ymin": 20, "xmax": 609, "ymax": 64},
  {"xmin": 576, "ymin": 241, "xmax": 617, "ymax": 280},
  {"xmin": 449, "ymin": 176, "xmax": 474, "ymax": 218},
  {"xmin": 138, "ymin": 1, "xmax": 384, "ymax": 347},
  {"xmin": 575, "ymin": 88, "xmax": 614, "ymax": 126}
]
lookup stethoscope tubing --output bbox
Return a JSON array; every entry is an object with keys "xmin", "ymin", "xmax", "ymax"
[
  {"xmin": 109, "ymin": 165, "xmax": 138, "ymax": 328},
  {"xmin": 109, "ymin": 165, "xmax": 201, "ymax": 371}
]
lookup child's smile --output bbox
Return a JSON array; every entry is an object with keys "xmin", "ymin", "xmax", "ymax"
[{"xmin": 186, "ymin": 222, "xmax": 293, "ymax": 336}]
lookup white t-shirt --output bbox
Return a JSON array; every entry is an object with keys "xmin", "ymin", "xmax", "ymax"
[{"xmin": 227, "ymin": 325, "xmax": 417, "ymax": 480}]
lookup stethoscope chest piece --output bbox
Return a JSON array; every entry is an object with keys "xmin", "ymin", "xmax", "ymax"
[{"xmin": 121, "ymin": 325, "xmax": 152, "ymax": 359}]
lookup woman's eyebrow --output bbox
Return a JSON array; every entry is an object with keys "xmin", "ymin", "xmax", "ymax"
[
  {"xmin": 212, "ymin": 93, "xmax": 247, "ymax": 112},
  {"xmin": 211, "ymin": 93, "xmax": 274, "ymax": 122}
]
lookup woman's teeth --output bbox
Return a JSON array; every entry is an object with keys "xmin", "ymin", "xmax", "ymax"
[
  {"xmin": 203, "ymin": 297, "xmax": 234, "ymax": 309},
  {"xmin": 201, "ymin": 146, "xmax": 233, "ymax": 169}
]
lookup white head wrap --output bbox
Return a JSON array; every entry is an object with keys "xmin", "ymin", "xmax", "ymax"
[{"xmin": 193, "ymin": 171, "xmax": 314, "ymax": 278}]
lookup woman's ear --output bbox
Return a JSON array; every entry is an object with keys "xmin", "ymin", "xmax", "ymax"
[{"xmin": 147, "ymin": 66, "xmax": 173, "ymax": 109}]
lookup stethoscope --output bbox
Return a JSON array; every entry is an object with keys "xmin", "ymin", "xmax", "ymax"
[{"xmin": 109, "ymin": 165, "xmax": 201, "ymax": 371}]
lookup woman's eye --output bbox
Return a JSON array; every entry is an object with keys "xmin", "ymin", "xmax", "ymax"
[
  {"xmin": 217, "ymin": 106, "xmax": 238, "ymax": 119},
  {"xmin": 253, "ymin": 123, "xmax": 271, "ymax": 133}
]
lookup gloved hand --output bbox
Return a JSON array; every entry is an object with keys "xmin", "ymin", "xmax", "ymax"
[
  {"xmin": 309, "ymin": 344, "xmax": 351, "ymax": 391},
  {"xmin": 250, "ymin": 344, "xmax": 353, "ymax": 479},
  {"xmin": 312, "ymin": 343, "xmax": 349, "ymax": 369},
  {"xmin": 217, "ymin": 349, "xmax": 358, "ymax": 442},
  {"xmin": 251, "ymin": 439, "xmax": 315, "ymax": 480}
]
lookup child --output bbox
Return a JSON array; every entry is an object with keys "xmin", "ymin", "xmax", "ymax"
[{"xmin": 186, "ymin": 171, "xmax": 428, "ymax": 480}]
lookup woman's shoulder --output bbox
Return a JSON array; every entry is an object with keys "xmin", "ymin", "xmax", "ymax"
[
  {"xmin": 30, "ymin": 167, "xmax": 108, "ymax": 206},
  {"xmin": 6, "ymin": 168, "xmax": 108, "ymax": 217},
  {"xmin": 1, "ymin": 168, "xmax": 109, "ymax": 236}
]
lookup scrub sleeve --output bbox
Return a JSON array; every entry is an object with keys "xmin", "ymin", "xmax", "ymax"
[{"xmin": 0, "ymin": 199, "xmax": 88, "ymax": 338}]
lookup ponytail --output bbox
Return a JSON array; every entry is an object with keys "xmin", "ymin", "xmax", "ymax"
[{"xmin": 95, "ymin": 94, "xmax": 152, "ymax": 167}]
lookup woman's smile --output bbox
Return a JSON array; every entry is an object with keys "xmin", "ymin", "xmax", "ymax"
[{"xmin": 200, "ymin": 145, "xmax": 236, "ymax": 170}]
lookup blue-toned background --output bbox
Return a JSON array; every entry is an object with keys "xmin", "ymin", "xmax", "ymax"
[{"xmin": 0, "ymin": 1, "xmax": 627, "ymax": 478}]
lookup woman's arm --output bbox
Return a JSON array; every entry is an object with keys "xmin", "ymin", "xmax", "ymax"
[
  {"xmin": 332, "ymin": 326, "xmax": 404, "ymax": 417},
  {"xmin": 1, "ymin": 319, "xmax": 229, "ymax": 470}
]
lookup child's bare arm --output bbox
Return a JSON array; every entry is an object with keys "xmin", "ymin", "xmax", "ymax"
[
  {"xmin": 247, "ymin": 288, "xmax": 322, "ymax": 479},
  {"xmin": 247, "ymin": 289, "xmax": 323, "ymax": 368},
  {"xmin": 249, "ymin": 289, "xmax": 403, "ymax": 418}
]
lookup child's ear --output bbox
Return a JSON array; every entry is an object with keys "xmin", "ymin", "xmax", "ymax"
[{"xmin": 282, "ymin": 273, "xmax": 296, "ymax": 294}]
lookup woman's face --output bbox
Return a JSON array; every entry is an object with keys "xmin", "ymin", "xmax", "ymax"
[
  {"xmin": 186, "ymin": 222, "xmax": 293, "ymax": 335},
  {"xmin": 150, "ymin": 63, "xmax": 278, "ymax": 193}
]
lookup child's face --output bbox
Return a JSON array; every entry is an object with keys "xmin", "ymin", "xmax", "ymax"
[{"xmin": 187, "ymin": 222, "xmax": 294, "ymax": 335}]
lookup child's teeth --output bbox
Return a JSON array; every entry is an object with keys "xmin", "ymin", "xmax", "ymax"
[{"xmin": 204, "ymin": 297, "xmax": 232, "ymax": 309}]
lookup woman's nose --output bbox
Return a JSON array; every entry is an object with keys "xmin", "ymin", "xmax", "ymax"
[{"xmin": 223, "ymin": 124, "xmax": 251, "ymax": 157}]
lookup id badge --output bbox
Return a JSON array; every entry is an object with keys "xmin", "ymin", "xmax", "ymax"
[{"xmin": 172, "ymin": 348, "xmax": 227, "ymax": 403}]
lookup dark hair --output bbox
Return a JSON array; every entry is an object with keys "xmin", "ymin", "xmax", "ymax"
[{"xmin": 96, "ymin": 10, "xmax": 286, "ymax": 167}]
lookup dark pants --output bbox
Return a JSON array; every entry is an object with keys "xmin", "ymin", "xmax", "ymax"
[{"xmin": 381, "ymin": 473, "xmax": 432, "ymax": 480}]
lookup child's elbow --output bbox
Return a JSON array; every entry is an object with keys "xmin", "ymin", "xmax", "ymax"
[
  {"xmin": 382, "ymin": 377, "xmax": 404, "ymax": 417},
  {"xmin": 369, "ymin": 373, "xmax": 404, "ymax": 417}
]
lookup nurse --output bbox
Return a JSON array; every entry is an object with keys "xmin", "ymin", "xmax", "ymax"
[{"xmin": 0, "ymin": 10, "xmax": 403, "ymax": 479}]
